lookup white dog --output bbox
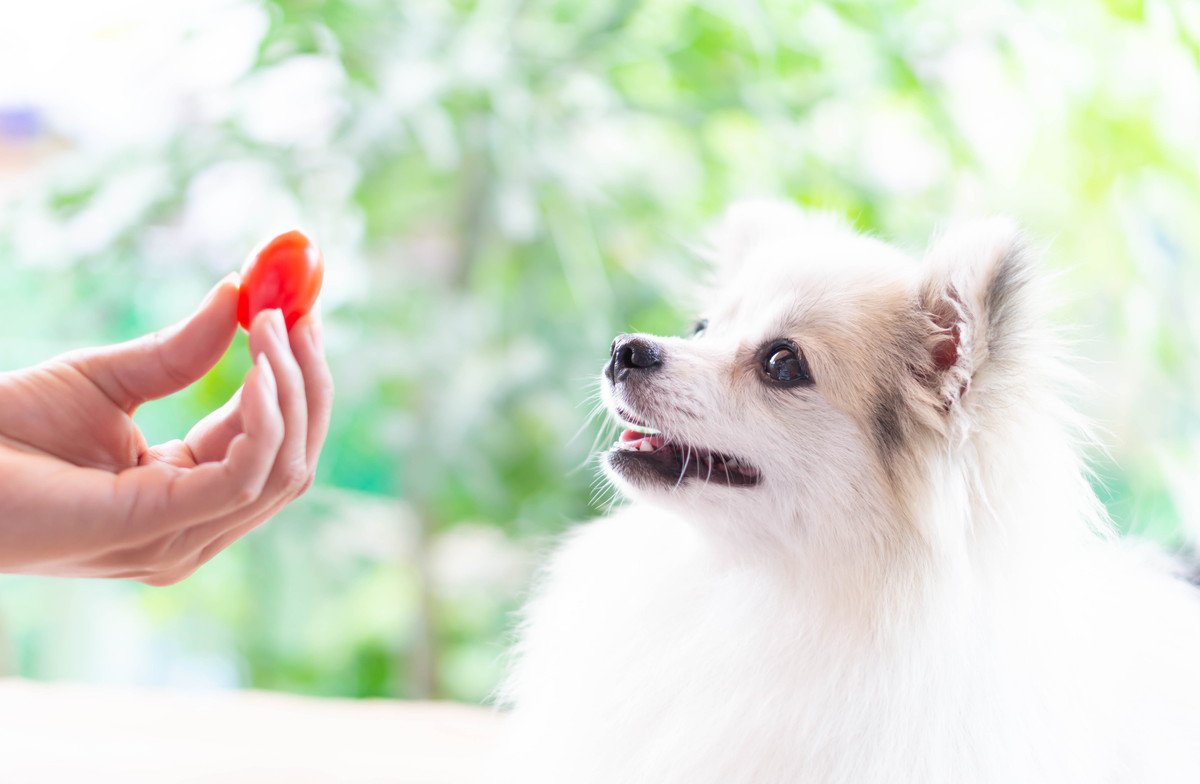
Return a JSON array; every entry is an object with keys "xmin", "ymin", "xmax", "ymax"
[{"xmin": 492, "ymin": 201, "xmax": 1200, "ymax": 783}]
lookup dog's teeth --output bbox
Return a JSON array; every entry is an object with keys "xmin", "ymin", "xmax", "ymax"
[{"xmin": 638, "ymin": 440, "xmax": 653, "ymax": 452}]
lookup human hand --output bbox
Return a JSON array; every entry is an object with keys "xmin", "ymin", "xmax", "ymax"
[{"xmin": 0, "ymin": 276, "xmax": 333, "ymax": 584}]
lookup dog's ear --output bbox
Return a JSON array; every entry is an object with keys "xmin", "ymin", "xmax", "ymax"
[
  {"xmin": 917, "ymin": 218, "xmax": 1039, "ymax": 407},
  {"xmin": 702, "ymin": 199, "xmax": 813, "ymax": 275}
]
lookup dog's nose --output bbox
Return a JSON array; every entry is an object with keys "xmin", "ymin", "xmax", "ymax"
[{"xmin": 606, "ymin": 334, "xmax": 663, "ymax": 383}]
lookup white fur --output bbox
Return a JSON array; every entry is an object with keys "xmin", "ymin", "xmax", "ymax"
[{"xmin": 490, "ymin": 202, "xmax": 1200, "ymax": 783}]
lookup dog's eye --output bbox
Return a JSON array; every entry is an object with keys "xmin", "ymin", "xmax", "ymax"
[
  {"xmin": 762, "ymin": 342, "xmax": 813, "ymax": 387},
  {"xmin": 691, "ymin": 319, "xmax": 708, "ymax": 337}
]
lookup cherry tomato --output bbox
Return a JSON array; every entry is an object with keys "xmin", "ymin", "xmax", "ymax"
[{"xmin": 237, "ymin": 230, "xmax": 324, "ymax": 331}]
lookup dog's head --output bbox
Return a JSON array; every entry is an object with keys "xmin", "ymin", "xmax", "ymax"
[{"xmin": 601, "ymin": 200, "xmax": 1049, "ymax": 555}]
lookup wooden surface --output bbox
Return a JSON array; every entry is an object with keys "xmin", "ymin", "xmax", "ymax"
[{"xmin": 0, "ymin": 678, "xmax": 502, "ymax": 783}]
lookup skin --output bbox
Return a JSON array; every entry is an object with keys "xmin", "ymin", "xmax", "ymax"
[{"xmin": 0, "ymin": 274, "xmax": 334, "ymax": 585}]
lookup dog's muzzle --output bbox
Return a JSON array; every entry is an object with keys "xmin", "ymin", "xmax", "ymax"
[{"xmin": 606, "ymin": 334, "xmax": 663, "ymax": 383}]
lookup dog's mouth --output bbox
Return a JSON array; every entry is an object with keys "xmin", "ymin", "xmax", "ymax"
[{"xmin": 606, "ymin": 408, "xmax": 762, "ymax": 488}]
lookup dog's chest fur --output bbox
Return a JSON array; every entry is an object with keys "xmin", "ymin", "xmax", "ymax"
[{"xmin": 495, "ymin": 507, "xmax": 1200, "ymax": 784}]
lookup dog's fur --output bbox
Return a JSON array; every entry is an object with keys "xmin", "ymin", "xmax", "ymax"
[{"xmin": 492, "ymin": 201, "xmax": 1200, "ymax": 783}]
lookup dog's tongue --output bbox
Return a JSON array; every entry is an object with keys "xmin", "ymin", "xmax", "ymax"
[{"xmin": 620, "ymin": 430, "xmax": 666, "ymax": 449}]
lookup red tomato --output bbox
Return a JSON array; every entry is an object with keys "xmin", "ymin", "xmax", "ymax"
[{"xmin": 237, "ymin": 230, "xmax": 324, "ymax": 331}]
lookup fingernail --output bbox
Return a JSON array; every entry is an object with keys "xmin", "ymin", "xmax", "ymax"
[
  {"xmin": 256, "ymin": 353, "xmax": 276, "ymax": 394},
  {"xmin": 201, "ymin": 272, "xmax": 240, "ymax": 307},
  {"xmin": 269, "ymin": 309, "xmax": 287, "ymax": 341}
]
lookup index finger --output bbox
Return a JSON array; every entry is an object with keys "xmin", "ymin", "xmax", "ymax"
[{"xmin": 289, "ymin": 313, "xmax": 334, "ymax": 473}]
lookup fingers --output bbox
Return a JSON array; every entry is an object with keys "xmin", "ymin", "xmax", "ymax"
[
  {"xmin": 182, "ymin": 311, "xmax": 331, "ymax": 471},
  {"xmin": 247, "ymin": 309, "xmax": 309, "ymax": 495},
  {"xmin": 289, "ymin": 313, "xmax": 334, "ymax": 474},
  {"xmin": 185, "ymin": 387, "xmax": 244, "ymax": 465},
  {"xmin": 139, "ymin": 439, "xmax": 197, "ymax": 469},
  {"xmin": 171, "ymin": 311, "xmax": 312, "ymax": 551},
  {"xmin": 118, "ymin": 354, "xmax": 284, "ymax": 531},
  {"xmin": 95, "ymin": 308, "xmax": 332, "ymax": 585},
  {"xmin": 68, "ymin": 274, "xmax": 240, "ymax": 412},
  {"xmin": 152, "ymin": 313, "xmax": 334, "ymax": 580}
]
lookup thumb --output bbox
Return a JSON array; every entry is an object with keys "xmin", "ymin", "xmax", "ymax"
[{"xmin": 72, "ymin": 274, "xmax": 241, "ymax": 411}]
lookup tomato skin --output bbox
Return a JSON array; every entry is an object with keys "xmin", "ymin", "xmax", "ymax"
[{"xmin": 237, "ymin": 230, "xmax": 324, "ymax": 331}]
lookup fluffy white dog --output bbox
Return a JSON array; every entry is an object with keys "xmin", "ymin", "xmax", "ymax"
[{"xmin": 492, "ymin": 201, "xmax": 1200, "ymax": 783}]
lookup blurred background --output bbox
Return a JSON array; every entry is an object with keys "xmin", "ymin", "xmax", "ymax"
[{"xmin": 1, "ymin": 0, "xmax": 1199, "ymax": 705}]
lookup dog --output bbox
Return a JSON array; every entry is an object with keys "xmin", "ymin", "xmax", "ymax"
[{"xmin": 491, "ymin": 201, "xmax": 1200, "ymax": 783}]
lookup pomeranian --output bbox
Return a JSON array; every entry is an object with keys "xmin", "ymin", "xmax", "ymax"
[{"xmin": 492, "ymin": 201, "xmax": 1200, "ymax": 783}]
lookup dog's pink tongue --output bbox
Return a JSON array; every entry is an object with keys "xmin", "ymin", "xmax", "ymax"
[{"xmin": 620, "ymin": 430, "xmax": 666, "ymax": 449}]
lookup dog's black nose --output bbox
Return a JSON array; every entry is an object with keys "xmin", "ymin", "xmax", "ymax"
[{"xmin": 606, "ymin": 334, "xmax": 663, "ymax": 382}]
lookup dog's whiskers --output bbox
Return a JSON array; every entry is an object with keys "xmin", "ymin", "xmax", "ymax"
[{"xmin": 674, "ymin": 441, "xmax": 692, "ymax": 491}]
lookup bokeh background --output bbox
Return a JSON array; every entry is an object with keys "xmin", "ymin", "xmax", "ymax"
[{"xmin": 1, "ymin": 0, "xmax": 1199, "ymax": 704}]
